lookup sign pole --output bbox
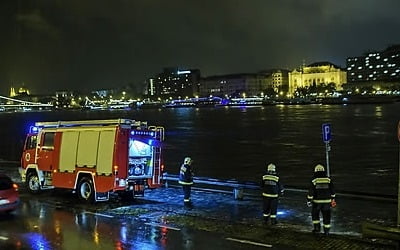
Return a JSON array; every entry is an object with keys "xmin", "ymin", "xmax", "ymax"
[{"xmin": 325, "ymin": 142, "xmax": 330, "ymax": 177}]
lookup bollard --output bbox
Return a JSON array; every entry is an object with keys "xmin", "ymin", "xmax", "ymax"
[{"xmin": 233, "ymin": 188, "xmax": 243, "ymax": 200}]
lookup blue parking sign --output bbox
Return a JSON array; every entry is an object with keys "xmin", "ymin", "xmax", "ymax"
[{"xmin": 322, "ymin": 123, "xmax": 331, "ymax": 142}]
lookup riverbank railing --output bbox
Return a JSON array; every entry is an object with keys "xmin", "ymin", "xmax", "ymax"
[
  {"xmin": 162, "ymin": 173, "xmax": 397, "ymax": 202},
  {"xmin": 162, "ymin": 173, "xmax": 259, "ymax": 200}
]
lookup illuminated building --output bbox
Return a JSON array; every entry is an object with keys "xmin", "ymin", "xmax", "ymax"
[
  {"xmin": 288, "ymin": 62, "xmax": 347, "ymax": 95},
  {"xmin": 259, "ymin": 69, "xmax": 290, "ymax": 96},
  {"xmin": 199, "ymin": 69, "xmax": 288, "ymax": 98},
  {"xmin": 10, "ymin": 84, "xmax": 30, "ymax": 97},
  {"xmin": 146, "ymin": 67, "xmax": 201, "ymax": 99},
  {"xmin": 10, "ymin": 87, "xmax": 16, "ymax": 97},
  {"xmin": 346, "ymin": 44, "xmax": 400, "ymax": 87},
  {"xmin": 199, "ymin": 73, "xmax": 265, "ymax": 98}
]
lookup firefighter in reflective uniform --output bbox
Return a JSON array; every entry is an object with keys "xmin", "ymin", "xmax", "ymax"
[
  {"xmin": 307, "ymin": 164, "xmax": 336, "ymax": 235},
  {"xmin": 179, "ymin": 157, "xmax": 194, "ymax": 207},
  {"xmin": 261, "ymin": 163, "xmax": 284, "ymax": 225}
]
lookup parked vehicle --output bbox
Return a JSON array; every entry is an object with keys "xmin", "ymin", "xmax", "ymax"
[
  {"xmin": 19, "ymin": 119, "xmax": 165, "ymax": 203},
  {"xmin": 0, "ymin": 174, "xmax": 20, "ymax": 213}
]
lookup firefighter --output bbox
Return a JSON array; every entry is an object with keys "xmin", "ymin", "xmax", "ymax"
[
  {"xmin": 179, "ymin": 157, "xmax": 194, "ymax": 207},
  {"xmin": 261, "ymin": 163, "xmax": 284, "ymax": 225},
  {"xmin": 307, "ymin": 164, "xmax": 336, "ymax": 235}
]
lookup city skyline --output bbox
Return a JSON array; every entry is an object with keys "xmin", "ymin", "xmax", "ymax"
[{"xmin": 1, "ymin": 0, "xmax": 400, "ymax": 95}]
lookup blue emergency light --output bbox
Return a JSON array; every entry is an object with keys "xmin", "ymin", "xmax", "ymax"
[
  {"xmin": 130, "ymin": 130, "xmax": 155, "ymax": 137},
  {"xmin": 29, "ymin": 126, "xmax": 39, "ymax": 134}
]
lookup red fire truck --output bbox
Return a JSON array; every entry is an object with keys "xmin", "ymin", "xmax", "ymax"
[{"xmin": 19, "ymin": 119, "xmax": 165, "ymax": 202}]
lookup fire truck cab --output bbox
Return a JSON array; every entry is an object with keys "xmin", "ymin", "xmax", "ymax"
[{"xmin": 19, "ymin": 119, "xmax": 165, "ymax": 202}]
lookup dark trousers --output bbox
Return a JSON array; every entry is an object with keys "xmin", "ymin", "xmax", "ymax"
[
  {"xmin": 182, "ymin": 184, "xmax": 192, "ymax": 203},
  {"xmin": 263, "ymin": 197, "xmax": 278, "ymax": 218},
  {"xmin": 311, "ymin": 203, "xmax": 331, "ymax": 226}
]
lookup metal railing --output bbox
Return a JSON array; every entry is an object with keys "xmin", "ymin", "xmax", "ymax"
[
  {"xmin": 162, "ymin": 173, "xmax": 397, "ymax": 202},
  {"xmin": 162, "ymin": 173, "xmax": 260, "ymax": 200}
]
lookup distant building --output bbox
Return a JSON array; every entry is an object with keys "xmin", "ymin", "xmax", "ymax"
[
  {"xmin": 346, "ymin": 44, "xmax": 400, "ymax": 87},
  {"xmin": 288, "ymin": 62, "xmax": 347, "ymax": 96},
  {"xmin": 146, "ymin": 67, "xmax": 201, "ymax": 99},
  {"xmin": 259, "ymin": 69, "xmax": 290, "ymax": 96},
  {"xmin": 10, "ymin": 85, "xmax": 30, "ymax": 97},
  {"xmin": 199, "ymin": 73, "xmax": 268, "ymax": 98},
  {"xmin": 199, "ymin": 69, "xmax": 289, "ymax": 98}
]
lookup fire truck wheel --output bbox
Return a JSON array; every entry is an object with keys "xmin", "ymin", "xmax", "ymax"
[
  {"xmin": 26, "ymin": 172, "xmax": 41, "ymax": 194},
  {"xmin": 77, "ymin": 177, "xmax": 94, "ymax": 203}
]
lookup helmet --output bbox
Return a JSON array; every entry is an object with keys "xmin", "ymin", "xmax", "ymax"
[
  {"xmin": 184, "ymin": 157, "xmax": 192, "ymax": 165},
  {"xmin": 267, "ymin": 163, "xmax": 276, "ymax": 172},
  {"xmin": 314, "ymin": 164, "xmax": 325, "ymax": 172}
]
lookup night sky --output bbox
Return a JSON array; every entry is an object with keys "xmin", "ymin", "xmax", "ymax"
[{"xmin": 1, "ymin": 0, "xmax": 400, "ymax": 95}]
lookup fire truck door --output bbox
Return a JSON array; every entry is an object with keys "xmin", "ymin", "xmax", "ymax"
[
  {"xmin": 22, "ymin": 134, "xmax": 37, "ymax": 168},
  {"xmin": 37, "ymin": 132, "xmax": 55, "ymax": 171}
]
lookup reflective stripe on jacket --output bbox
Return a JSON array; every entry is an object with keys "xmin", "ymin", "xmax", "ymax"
[
  {"xmin": 261, "ymin": 172, "xmax": 282, "ymax": 198},
  {"xmin": 179, "ymin": 163, "xmax": 193, "ymax": 185},
  {"xmin": 307, "ymin": 176, "xmax": 335, "ymax": 203}
]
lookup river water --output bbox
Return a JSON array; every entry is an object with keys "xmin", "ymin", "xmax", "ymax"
[{"xmin": 1, "ymin": 103, "xmax": 399, "ymax": 196}]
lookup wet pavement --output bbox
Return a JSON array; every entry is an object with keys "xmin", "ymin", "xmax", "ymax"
[
  {"xmin": 2, "ymin": 161, "xmax": 399, "ymax": 249},
  {"xmin": 106, "ymin": 184, "xmax": 399, "ymax": 249}
]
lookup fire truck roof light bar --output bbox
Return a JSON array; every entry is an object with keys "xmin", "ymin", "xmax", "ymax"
[{"xmin": 35, "ymin": 119, "xmax": 146, "ymax": 128}]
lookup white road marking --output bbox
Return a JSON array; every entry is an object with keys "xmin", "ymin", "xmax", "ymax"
[
  {"xmin": 145, "ymin": 222, "xmax": 181, "ymax": 231},
  {"xmin": 84, "ymin": 211, "xmax": 114, "ymax": 218},
  {"xmin": 226, "ymin": 237, "xmax": 272, "ymax": 248},
  {"xmin": 0, "ymin": 236, "xmax": 8, "ymax": 241}
]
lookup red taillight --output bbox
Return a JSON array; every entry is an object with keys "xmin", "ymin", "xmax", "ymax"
[{"xmin": 13, "ymin": 183, "xmax": 19, "ymax": 191}]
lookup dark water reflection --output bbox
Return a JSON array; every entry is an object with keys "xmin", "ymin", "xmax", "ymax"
[{"xmin": 1, "ymin": 103, "xmax": 399, "ymax": 195}]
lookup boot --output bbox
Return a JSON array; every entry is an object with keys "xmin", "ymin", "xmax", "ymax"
[
  {"xmin": 312, "ymin": 224, "xmax": 320, "ymax": 233},
  {"xmin": 184, "ymin": 201, "xmax": 193, "ymax": 209},
  {"xmin": 271, "ymin": 218, "xmax": 277, "ymax": 225},
  {"xmin": 323, "ymin": 227, "xmax": 330, "ymax": 236}
]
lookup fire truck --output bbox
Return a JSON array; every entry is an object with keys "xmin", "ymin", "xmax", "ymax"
[{"xmin": 19, "ymin": 119, "xmax": 165, "ymax": 202}]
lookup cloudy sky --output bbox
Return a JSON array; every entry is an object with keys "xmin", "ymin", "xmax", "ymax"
[{"xmin": 1, "ymin": 0, "xmax": 400, "ymax": 95}]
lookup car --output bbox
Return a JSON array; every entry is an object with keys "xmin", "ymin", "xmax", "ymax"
[{"xmin": 0, "ymin": 174, "xmax": 20, "ymax": 213}]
